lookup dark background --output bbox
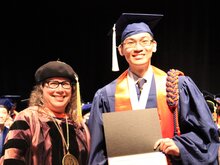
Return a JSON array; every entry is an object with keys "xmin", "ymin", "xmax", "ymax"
[{"xmin": 0, "ymin": 0, "xmax": 219, "ymax": 111}]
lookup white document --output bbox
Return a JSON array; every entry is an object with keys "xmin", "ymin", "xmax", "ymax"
[{"xmin": 108, "ymin": 152, "xmax": 167, "ymax": 165}]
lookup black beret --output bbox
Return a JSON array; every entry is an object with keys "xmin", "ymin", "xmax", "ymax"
[{"xmin": 35, "ymin": 61, "xmax": 77, "ymax": 83}]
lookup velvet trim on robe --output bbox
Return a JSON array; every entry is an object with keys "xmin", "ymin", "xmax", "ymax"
[{"xmin": 0, "ymin": 106, "xmax": 89, "ymax": 165}]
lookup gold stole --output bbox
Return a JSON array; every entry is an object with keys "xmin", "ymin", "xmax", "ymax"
[{"xmin": 115, "ymin": 66, "xmax": 174, "ymax": 138}]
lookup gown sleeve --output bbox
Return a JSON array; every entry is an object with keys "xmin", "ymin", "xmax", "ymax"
[
  {"xmin": 172, "ymin": 76, "xmax": 220, "ymax": 165},
  {"xmin": 87, "ymin": 82, "xmax": 116, "ymax": 165}
]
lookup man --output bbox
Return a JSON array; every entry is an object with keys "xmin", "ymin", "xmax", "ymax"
[{"xmin": 88, "ymin": 13, "xmax": 220, "ymax": 165}]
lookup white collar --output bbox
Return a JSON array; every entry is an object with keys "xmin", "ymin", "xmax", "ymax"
[{"xmin": 127, "ymin": 66, "xmax": 153, "ymax": 110}]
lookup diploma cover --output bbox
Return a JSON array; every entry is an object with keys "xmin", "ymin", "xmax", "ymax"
[{"xmin": 103, "ymin": 108, "xmax": 167, "ymax": 165}]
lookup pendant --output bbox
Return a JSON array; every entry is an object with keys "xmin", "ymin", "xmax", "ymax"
[{"xmin": 62, "ymin": 152, "xmax": 79, "ymax": 165}]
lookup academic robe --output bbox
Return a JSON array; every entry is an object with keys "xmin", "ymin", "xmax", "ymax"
[
  {"xmin": 0, "ymin": 106, "xmax": 90, "ymax": 165},
  {"xmin": 88, "ymin": 68, "xmax": 220, "ymax": 165}
]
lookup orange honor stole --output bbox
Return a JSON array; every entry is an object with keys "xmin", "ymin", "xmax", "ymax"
[{"xmin": 115, "ymin": 66, "xmax": 174, "ymax": 138}]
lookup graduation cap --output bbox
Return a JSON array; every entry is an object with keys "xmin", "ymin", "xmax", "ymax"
[
  {"xmin": 202, "ymin": 91, "xmax": 220, "ymax": 114},
  {"xmin": 82, "ymin": 102, "xmax": 92, "ymax": 116},
  {"xmin": 0, "ymin": 95, "xmax": 21, "ymax": 104},
  {"xmin": 202, "ymin": 91, "xmax": 220, "ymax": 105},
  {"xmin": 0, "ymin": 95, "xmax": 29, "ymax": 112},
  {"xmin": 0, "ymin": 98, "xmax": 14, "ymax": 111},
  {"xmin": 111, "ymin": 13, "xmax": 164, "ymax": 71}
]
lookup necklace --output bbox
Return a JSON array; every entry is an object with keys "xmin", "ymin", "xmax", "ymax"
[{"xmin": 50, "ymin": 116, "xmax": 79, "ymax": 165}]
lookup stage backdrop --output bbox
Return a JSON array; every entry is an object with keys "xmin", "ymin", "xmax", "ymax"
[{"xmin": 0, "ymin": 0, "xmax": 219, "ymax": 111}]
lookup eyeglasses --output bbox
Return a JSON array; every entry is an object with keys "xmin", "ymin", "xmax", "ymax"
[
  {"xmin": 45, "ymin": 81, "xmax": 72, "ymax": 89},
  {"xmin": 122, "ymin": 38, "xmax": 153, "ymax": 48}
]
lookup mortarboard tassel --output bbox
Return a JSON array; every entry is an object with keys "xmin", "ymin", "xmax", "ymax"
[
  {"xmin": 112, "ymin": 24, "xmax": 119, "ymax": 72},
  {"xmin": 74, "ymin": 75, "xmax": 83, "ymax": 123}
]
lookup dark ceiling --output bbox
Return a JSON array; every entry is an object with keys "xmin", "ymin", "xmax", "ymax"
[{"xmin": 0, "ymin": 0, "xmax": 219, "ymax": 110}]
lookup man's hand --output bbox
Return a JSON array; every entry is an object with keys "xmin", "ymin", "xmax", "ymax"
[{"xmin": 154, "ymin": 138, "xmax": 180, "ymax": 156}]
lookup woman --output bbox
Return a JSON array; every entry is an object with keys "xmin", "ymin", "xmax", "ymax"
[{"xmin": 0, "ymin": 60, "xmax": 90, "ymax": 165}]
